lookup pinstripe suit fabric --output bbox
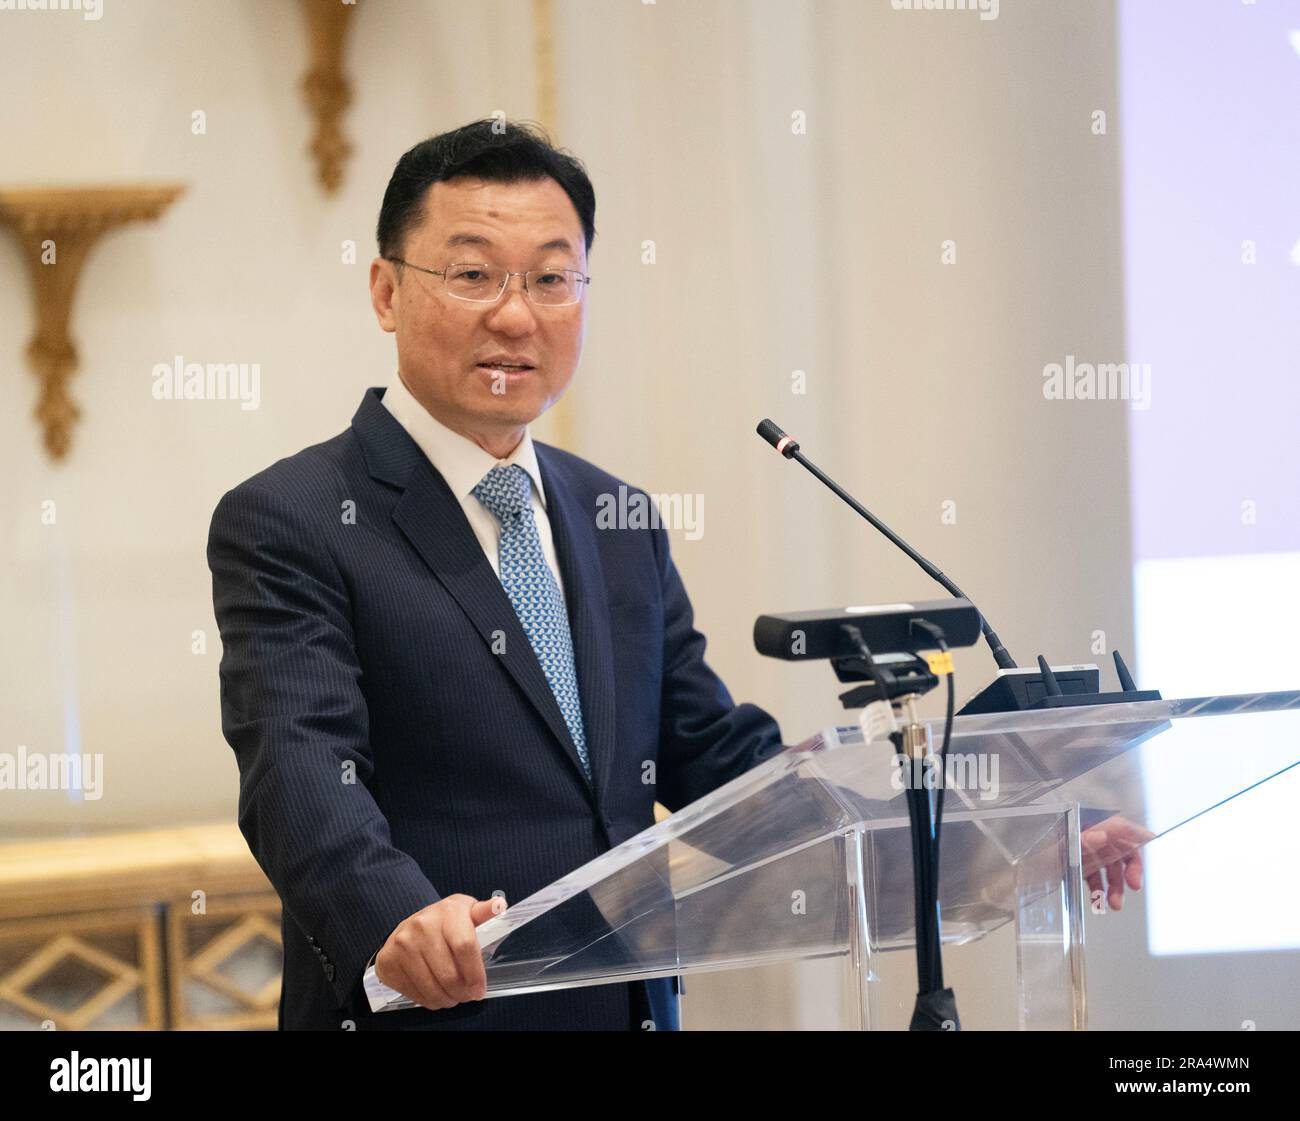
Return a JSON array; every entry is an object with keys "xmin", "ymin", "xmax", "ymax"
[{"xmin": 207, "ymin": 387, "xmax": 783, "ymax": 1030}]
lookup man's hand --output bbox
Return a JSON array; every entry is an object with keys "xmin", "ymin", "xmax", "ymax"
[
  {"xmin": 374, "ymin": 894, "xmax": 506, "ymax": 1010},
  {"xmin": 1082, "ymin": 817, "xmax": 1155, "ymax": 912}
]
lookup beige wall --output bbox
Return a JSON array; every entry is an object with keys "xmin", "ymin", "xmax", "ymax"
[
  {"xmin": 3, "ymin": 0, "xmax": 1131, "ymax": 823},
  {"xmin": 8, "ymin": 0, "xmax": 1279, "ymax": 1030}
]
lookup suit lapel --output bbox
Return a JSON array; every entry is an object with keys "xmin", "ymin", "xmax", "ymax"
[
  {"xmin": 351, "ymin": 388, "xmax": 595, "ymax": 792},
  {"xmin": 537, "ymin": 445, "xmax": 618, "ymax": 808}
]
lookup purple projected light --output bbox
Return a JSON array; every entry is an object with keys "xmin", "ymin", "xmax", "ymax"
[
  {"xmin": 1124, "ymin": 2, "xmax": 1300, "ymax": 563},
  {"xmin": 1121, "ymin": 0, "xmax": 1300, "ymax": 955}
]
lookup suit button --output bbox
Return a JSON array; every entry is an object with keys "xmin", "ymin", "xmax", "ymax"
[{"xmin": 324, "ymin": 963, "xmax": 335, "ymax": 982}]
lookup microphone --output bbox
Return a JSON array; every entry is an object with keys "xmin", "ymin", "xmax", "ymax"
[{"xmin": 756, "ymin": 419, "xmax": 1018, "ymax": 671}]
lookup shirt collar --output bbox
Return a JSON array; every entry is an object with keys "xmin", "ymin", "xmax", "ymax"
[{"xmin": 380, "ymin": 369, "xmax": 547, "ymax": 509}]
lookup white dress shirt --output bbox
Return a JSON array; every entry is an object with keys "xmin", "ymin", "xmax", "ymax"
[
  {"xmin": 363, "ymin": 369, "xmax": 566, "ymax": 1012},
  {"xmin": 380, "ymin": 369, "xmax": 565, "ymax": 601}
]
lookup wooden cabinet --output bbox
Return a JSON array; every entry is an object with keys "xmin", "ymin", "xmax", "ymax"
[{"xmin": 0, "ymin": 825, "xmax": 281, "ymax": 1030}]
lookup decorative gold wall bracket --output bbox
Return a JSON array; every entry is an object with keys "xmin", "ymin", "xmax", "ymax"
[
  {"xmin": 300, "ymin": 0, "xmax": 357, "ymax": 195},
  {"xmin": 0, "ymin": 184, "xmax": 184, "ymax": 461},
  {"xmin": 532, "ymin": 0, "xmax": 557, "ymax": 135}
]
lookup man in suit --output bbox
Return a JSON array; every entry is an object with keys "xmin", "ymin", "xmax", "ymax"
[{"xmin": 207, "ymin": 119, "xmax": 788, "ymax": 1031}]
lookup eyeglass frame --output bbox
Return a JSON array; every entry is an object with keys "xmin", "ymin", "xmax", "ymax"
[{"xmin": 383, "ymin": 256, "xmax": 592, "ymax": 306}]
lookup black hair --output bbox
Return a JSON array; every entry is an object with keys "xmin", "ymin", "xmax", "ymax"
[{"xmin": 376, "ymin": 119, "xmax": 596, "ymax": 262}]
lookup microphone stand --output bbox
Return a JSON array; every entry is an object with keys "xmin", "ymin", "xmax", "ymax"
[{"xmin": 840, "ymin": 623, "xmax": 960, "ymax": 1031}]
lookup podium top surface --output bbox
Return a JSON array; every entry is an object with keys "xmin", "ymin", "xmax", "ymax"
[
  {"xmin": 370, "ymin": 689, "xmax": 1300, "ymax": 1010},
  {"xmin": 483, "ymin": 689, "xmax": 1300, "ymax": 948}
]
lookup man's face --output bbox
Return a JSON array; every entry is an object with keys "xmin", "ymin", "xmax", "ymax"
[{"xmin": 369, "ymin": 176, "xmax": 588, "ymax": 450}]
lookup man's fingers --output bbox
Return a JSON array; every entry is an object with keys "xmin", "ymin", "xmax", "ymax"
[
  {"xmin": 1081, "ymin": 829, "xmax": 1120, "ymax": 876},
  {"xmin": 379, "ymin": 894, "xmax": 504, "ymax": 1010},
  {"xmin": 417, "ymin": 896, "xmax": 472, "ymax": 999},
  {"xmin": 416, "ymin": 969, "xmax": 456, "ymax": 1011},
  {"xmin": 422, "ymin": 928, "xmax": 477, "ymax": 1004},
  {"xmin": 471, "ymin": 896, "xmax": 506, "ymax": 925},
  {"xmin": 1084, "ymin": 818, "xmax": 1156, "ymax": 868},
  {"xmin": 398, "ymin": 938, "xmax": 456, "ymax": 1009},
  {"xmin": 1110, "ymin": 819, "xmax": 1157, "ymax": 847},
  {"xmin": 1085, "ymin": 823, "xmax": 1147, "ymax": 912},
  {"xmin": 1082, "ymin": 829, "xmax": 1107, "ymax": 852},
  {"xmin": 443, "ymin": 908, "xmax": 489, "ymax": 1000},
  {"xmin": 1125, "ymin": 848, "xmax": 1144, "ymax": 891},
  {"xmin": 1107, "ymin": 859, "xmax": 1126, "ymax": 911},
  {"xmin": 380, "ymin": 951, "xmax": 453, "ymax": 1011}
]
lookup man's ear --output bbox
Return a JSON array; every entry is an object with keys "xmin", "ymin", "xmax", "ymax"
[{"xmin": 369, "ymin": 257, "xmax": 399, "ymax": 333}]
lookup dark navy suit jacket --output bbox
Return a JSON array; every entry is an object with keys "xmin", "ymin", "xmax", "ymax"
[{"xmin": 207, "ymin": 387, "xmax": 784, "ymax": 1030}]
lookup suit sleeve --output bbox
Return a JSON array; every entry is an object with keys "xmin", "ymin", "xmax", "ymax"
[
  {"xmin": 208, "ymin": 482, "xmax": 441, "ymax": 1009},
  {"xmin": 650, "ymin": 524, "xmax": 785, "ymax": 812}
]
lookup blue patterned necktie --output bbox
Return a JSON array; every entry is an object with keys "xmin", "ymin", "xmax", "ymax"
[{"xmin": 472, "ymin": 464, "xmax": 591, "ymax": 779}]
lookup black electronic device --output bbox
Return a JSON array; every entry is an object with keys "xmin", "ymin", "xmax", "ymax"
[
  {"xmin": 753, "ymin": 599, "xmax": 982, "ymax": 662},
  {"xmin": 960, "ymin": 651, "xmax": 1162, "ymax": 713}
]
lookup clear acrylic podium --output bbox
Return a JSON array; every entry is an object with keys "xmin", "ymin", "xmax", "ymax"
[{"xmin": 382, "ymin": 691, "xmax": 1300, "ymax": 1028}]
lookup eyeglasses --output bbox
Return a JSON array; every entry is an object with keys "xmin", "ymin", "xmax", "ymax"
[{"xmin": 385, "ymin": 258, "xmax": 591, "ymax": 307}]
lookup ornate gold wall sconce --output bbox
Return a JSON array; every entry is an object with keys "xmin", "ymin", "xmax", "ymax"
[
  {"xmin": 0, "ymin": 184, "xmax": 185, "ymax": 461},
  {"xmin": 300, "ymin": 0, "xmax": 358, "ymax": 195}
]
